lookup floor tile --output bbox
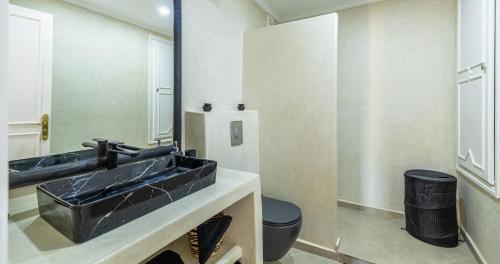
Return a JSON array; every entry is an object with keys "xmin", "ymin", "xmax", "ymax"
[{"xmin": 337, "ymin": 206, "xmax": 477, "ymax": 264}]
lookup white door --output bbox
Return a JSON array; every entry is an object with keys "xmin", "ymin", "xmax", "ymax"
[
  {"xmin": 457, "ymin": 0, "xmax": 495, "ymax": 185},
  {"xmin": 8, "ymin": 5, "xmax": 53, "ymax": 160},
  {"xmin": 149, "ymin": 36, "xmax": 173, "ymax": 143}
]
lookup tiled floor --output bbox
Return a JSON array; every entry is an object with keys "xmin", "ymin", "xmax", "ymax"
[
  {"xmin": 265, "ymin": 248, "xmax": 341, "ymax": 264},
  {"xmin": 337, "ymin": 206, "xmax": 478, "ymax": 264}
]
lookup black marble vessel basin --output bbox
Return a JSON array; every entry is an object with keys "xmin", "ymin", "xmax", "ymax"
[{"xmin": 37, "ymin": 155, "xmax": 217, "ymax": 243}]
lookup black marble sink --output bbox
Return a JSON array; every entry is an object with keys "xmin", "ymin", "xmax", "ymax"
[{"xmin": 37, "ymin": 155, "xmax": 217, "ymax": 243}]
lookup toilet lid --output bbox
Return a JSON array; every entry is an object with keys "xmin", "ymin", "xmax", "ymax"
[{"xmin": 262, "ymin": 196, "xmax": 302, "ymax": 227}]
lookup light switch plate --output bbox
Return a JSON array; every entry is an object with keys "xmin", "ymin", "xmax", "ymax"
[{"xmin": 230, "ymin": 121, "xmax": 243, "ymax": 146}]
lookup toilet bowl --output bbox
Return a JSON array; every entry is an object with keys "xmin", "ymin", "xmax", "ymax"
[{"xmin": 262, "ymin": 196, "xmax": 302, "ymax": 262}]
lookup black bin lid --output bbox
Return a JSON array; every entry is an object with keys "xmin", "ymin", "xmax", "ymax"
[
  {"xmin": 262, "ymin": 196, "xmax": 301, "ymax": 227},
  {"xmin": 404, "ymin": 170, "xmax": 456, "ymax": 183}
]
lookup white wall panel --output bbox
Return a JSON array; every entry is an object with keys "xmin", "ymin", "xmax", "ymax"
[
  {"xmin": 457, "ymin": 0, "xmax": 497, "ymax": 195},
  {"xmin": 243, "ymin": 14, "xmax": 338, "ymax": 250}
]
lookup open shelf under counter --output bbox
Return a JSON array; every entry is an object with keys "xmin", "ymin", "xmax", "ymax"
[
  {"xmin": 8, "ymin": 168, "xmax": 263, "ymax": 264},
  {"xmin": 144, "ymin": 234, "xmax": 242, "ymax": 264}
]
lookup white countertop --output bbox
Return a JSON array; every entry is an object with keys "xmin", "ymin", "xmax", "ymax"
[{"xmin": 8, "ymin": 168, "xmax": 261, "ymax": 264}]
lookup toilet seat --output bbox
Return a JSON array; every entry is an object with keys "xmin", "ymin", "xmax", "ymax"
[{"xmin": 262, "ymin": 196, "xmax": 302, "ymax": 227}]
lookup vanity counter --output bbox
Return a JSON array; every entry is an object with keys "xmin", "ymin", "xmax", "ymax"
[{"xmin": 8, "ymin": 168, "xmax": 263, "ymax": 264}]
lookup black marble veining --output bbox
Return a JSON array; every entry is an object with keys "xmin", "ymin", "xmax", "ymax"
[
  {"xmin": 37, "ymin": 155, "xmax": 217, "ymax": 243},
  {"xmin": 9, "ymin": 146, "xmax": 176, "ymax": 188},
  {"xmin": 9, "ymin": 149, "xmax": 97, "ymax": 172},
  {"xmin": 9, "ymin": 150, "xmax": 99, "ymax": 188}
]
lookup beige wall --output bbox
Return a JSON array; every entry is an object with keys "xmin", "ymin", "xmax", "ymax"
[
  {"xmin": 459, "ymin": 177, "xmax": 500, "ymax": 264},
  {"xmin": 11, "ymin": 0, "xmax": 169, "ymax": 153},
  {"xmin": 182, "ymin": 0, "xmax": 268, "ymax": 113},
  {"xmin": 337, "ymin": 0, "xmax": 457, "ymax": 212},
  {"xmin": 243, "ymin": 14, "xmax": 338, "ymax": 249},
  {"xmin": 337, "ymin": 2, "xmax": 500, "ymax": 263},
  {"xmin": 182, "ymin": 0, "xmax": 268, "ymax": 150}
]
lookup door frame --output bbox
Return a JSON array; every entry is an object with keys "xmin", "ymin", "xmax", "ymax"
[
  {"xmin": 494, "ymin": 0, "xmax": 500, "ymax": 198},
  {"xmin": 8, "ymin": 4, "xmax": 53, "ymax": 157},
  {"xmin": 0, "ymin": 0, "xmax": 8, "ymax": 262}
]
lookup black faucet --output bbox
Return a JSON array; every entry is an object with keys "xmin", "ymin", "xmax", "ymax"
[
  {"xmin": 82, "ymin": 138, "xmax": 140, "ymax": 170},
  {"xmin": 82, "ymin": 138, "xmax": 108, "ymax": 159}
]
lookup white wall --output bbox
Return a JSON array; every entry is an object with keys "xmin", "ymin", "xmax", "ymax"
[
  {"xmin": 337, "ymin": 0, "xmax": 457, "ymax": 212},
  {"xmin": 182, "ymin": 0, "xmax": 268, "ymax": 113},
  {"xmin": 0, "ymin": 0, "xmax": 8, "ymax": 262},
  {"xmin": 243, "ymin": 14, "xmax": 338, "ymax": 250}
]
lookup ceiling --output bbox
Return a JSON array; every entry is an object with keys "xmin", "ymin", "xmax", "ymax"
[
  {"xmin": 254, "ymin": 0, "xmax": 385, "ymax": 22},
  {"xmin": 60, "ymin": 0, "xmax": 384, "ymax": 36},
  {"xmin": 62, "ymin": 0, "xmax": 174, "ymax": 36}
]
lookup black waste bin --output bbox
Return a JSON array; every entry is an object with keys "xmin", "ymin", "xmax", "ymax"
[{"xmin": 404, "ymin": 169, "xmax": 458, "ymax": 248}]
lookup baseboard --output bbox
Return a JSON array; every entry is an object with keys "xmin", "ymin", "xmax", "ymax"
[
  {"xmin": 293, "ymin": 239, "xmax": 373, "ymax": 264},
  {"xmin": 338, "ymin": 199, "xmax": 405, "ymax": 219},
  {"xmin": 294, "ymin": 239, "xmax": 338, "ymax": 260},
  {"xmin": 460, "ymin": 227, "xmax": 488, "ymax": 264}
]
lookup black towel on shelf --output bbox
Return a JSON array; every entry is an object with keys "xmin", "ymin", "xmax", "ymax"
[
  {"xmin": 147, "ymin": 250, "xmax": 184, "ymax": 264},
  {"xmin": 197, "ymin": 215, "xmax": 233, "ymax": 264}
]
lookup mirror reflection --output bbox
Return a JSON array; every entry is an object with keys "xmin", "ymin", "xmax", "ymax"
[{"xmin": 8, "ymin": 0, "xmax": 175, "ymax": 163}]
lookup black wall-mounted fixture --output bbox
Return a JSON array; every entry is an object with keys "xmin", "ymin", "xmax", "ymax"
[{"xmin": 203, "ymin": 103, "xmax": 212, "ymax": 112}]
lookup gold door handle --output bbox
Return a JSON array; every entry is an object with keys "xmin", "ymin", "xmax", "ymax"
[{"xmin": 41, "ymin": 114, "xmax": 49, "ymax": 141}]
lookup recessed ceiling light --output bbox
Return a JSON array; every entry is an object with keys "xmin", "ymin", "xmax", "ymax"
[{"xmin": 158, "ymin": 6, "xmax": 170, "ymax": 16}]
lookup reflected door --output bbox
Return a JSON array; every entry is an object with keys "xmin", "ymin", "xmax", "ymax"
[
  {"xmin": 8, "ymin": 5, "xmax": 53, "ymax": 160},
  {"xmin": 149, "ymin": 36, "xmax": 174, "ymax": 143}
]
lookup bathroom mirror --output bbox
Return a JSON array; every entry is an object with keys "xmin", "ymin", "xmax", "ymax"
[{"xmin": 7, "ymin": 0, "xmax": 181, "ymax": 161}]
